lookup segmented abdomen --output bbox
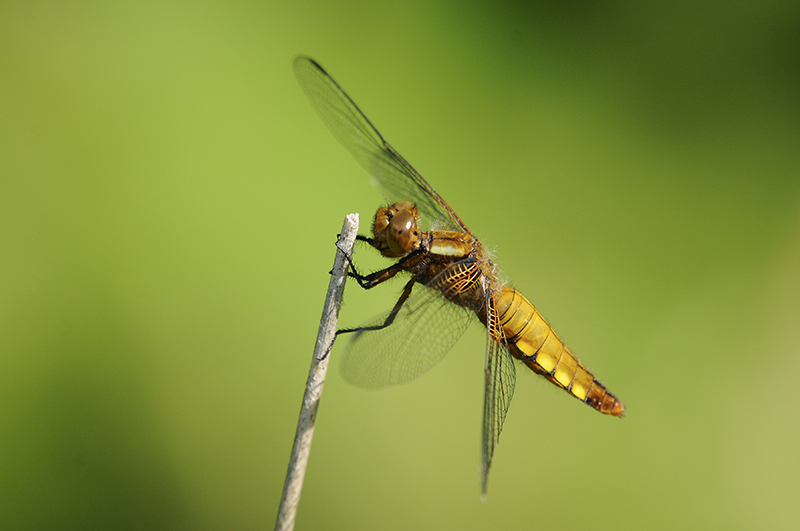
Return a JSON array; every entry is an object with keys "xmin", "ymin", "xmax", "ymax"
[{"xmin": 494, "ymin": 286, "xmax": 625, "ymax": 417}]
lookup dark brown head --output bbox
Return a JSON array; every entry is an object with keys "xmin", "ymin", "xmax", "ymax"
[{"xmin": 371, "ymin": 201, "xmax": 421, "ymax": 257}]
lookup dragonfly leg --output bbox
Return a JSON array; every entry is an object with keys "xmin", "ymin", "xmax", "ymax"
[
  {"xmin": 336, "ymin": 277, "xmax": 416, "ymax": 336},
  {"xmin": 330, "ymin": 236, "xmax": 358, "ymax": 276},
  {"xmin": 336, "ymin": 234, "xmax": 377, "ymax": 247},
  {"xmin": 345, "ymin": 248, "xmax": 425, "ymax": 290},
  {"xmin": 355, "ymin": 234, "xmax": 379, "ymax": 245},
  {"xmin": 348, "ymin": 261, "xmax": 406, "ymax": 289},
  {"xmin": 333, "ymin": 235, "xmax": 394, "ymax": 286}
]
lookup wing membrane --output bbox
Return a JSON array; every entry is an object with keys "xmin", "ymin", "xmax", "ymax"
[
  {"xmin": 293, "ymin": 56, "xmax": 467, "ymax": 233},
  {"xmin": 340, "ymin": 272, "xmax": 475, "ymax": 388},
  {"xmin": 481, "ymin": 291, "xmax": 516, "ymax": 497}
]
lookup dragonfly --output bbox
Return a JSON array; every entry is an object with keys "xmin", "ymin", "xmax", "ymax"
[{"xmin": 293, "ymin": 56, "xmax": 625, "ymax": 496}]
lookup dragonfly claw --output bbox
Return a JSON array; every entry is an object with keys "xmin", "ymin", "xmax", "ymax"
[{"xmin": 317, "ymin": 336, "xmax": 337, "ymax": 361}]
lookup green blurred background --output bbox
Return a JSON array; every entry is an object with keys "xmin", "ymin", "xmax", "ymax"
[{"xmin": 2, "ymin": 1, "xmax": 799, "ymax": 529}]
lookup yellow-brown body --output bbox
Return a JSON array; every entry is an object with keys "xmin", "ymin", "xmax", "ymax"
[
  {"xmin": 495, "ymin": 287, "xmax": 625, "ymax": 417},
  {"xmin": 366, "ymin": 201, "xmax": 625, "ymax": 418}
]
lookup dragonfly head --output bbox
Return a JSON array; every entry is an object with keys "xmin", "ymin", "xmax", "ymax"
[{"xmin": 372, "ymin": 201, "xmax": 421, "ymax": 257}]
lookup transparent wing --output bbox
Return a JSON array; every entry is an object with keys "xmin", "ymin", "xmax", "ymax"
[
  {"xmin": 340, "ymin": 274, "xmax": 476, "ymax": 388},
  {"xmin": 481, "ymin": 290, "xmax": 516, "ymax": 497},
  {"xmin": 293, "ymin": 56, "xmax": 468, "ymax": 233}
]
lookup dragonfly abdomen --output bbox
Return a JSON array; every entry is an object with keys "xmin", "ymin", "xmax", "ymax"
[{"xmin": 494, "ymin": 287, "xmax": 625, "ymax": 417}]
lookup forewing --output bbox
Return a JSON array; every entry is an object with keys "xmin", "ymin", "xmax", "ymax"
[
  {"xmin": 293, "ymin": 56, "xmax": 466, "ymax": 233},
  {"xmin": 481, "ymin": 291, "xmax": 516, "ymax": 497},
  {"xmin": 340, "ymin": 281, "xmax": 474, "ymax": 388}
]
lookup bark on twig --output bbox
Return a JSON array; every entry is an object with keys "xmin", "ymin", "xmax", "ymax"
[{"xmin": 275, "ymin": 213, "xmax": 359, "ymax": 531}]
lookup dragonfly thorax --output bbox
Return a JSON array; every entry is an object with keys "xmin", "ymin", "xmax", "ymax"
[{"xmin": 371, "ymin": 201, "xmax": 421, "ymax": 257}]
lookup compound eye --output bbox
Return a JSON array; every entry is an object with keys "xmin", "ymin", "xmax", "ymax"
[
  {"xmin": 386, "ymin": 209, "xmax": 420, "ymax": 254},
  {"xmin": 392, "ymin": 200, "xmax": 415, "ymax": 211},
  {"xmin": 372, "ymin": 207, "xmax": 391, "ymax": 242}
]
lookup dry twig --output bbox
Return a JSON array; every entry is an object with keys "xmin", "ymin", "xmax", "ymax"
[{"xmin": 274, "ymin": 213, "xmax": 359, "ymax": 531}]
